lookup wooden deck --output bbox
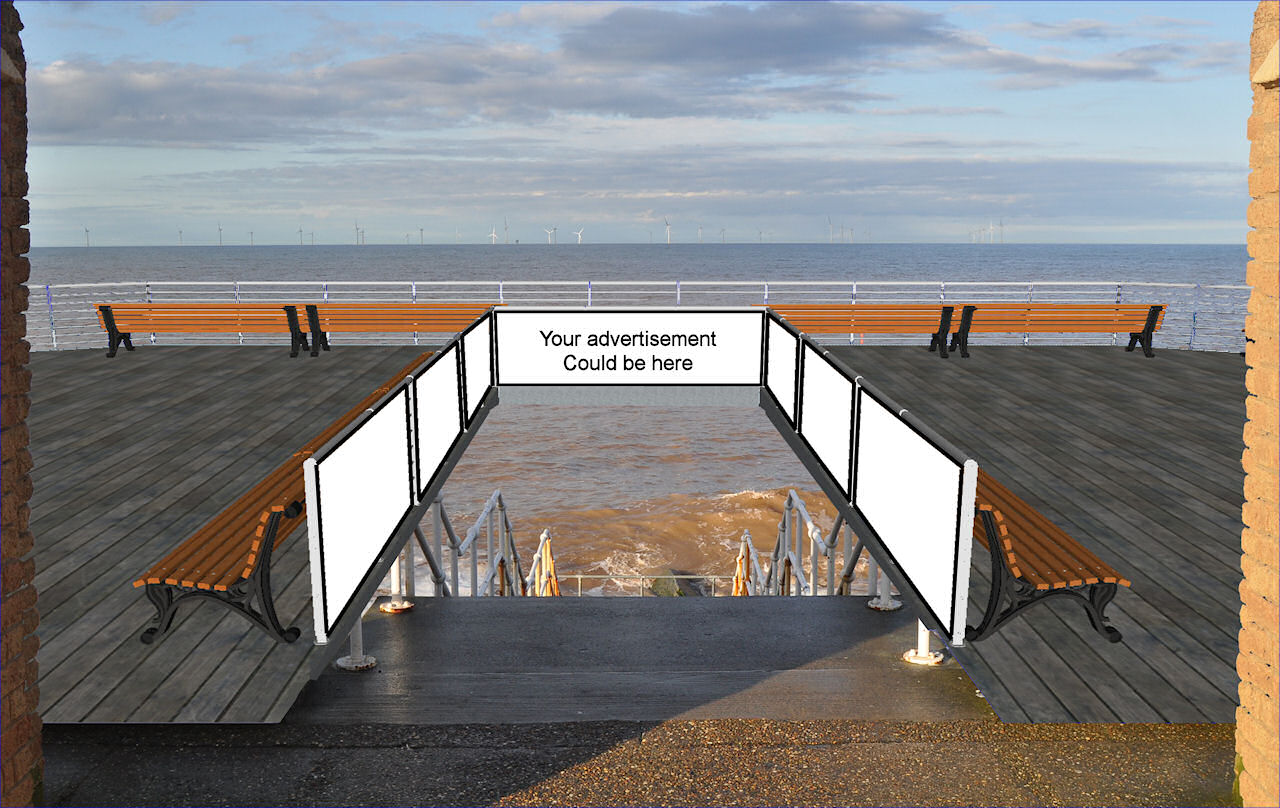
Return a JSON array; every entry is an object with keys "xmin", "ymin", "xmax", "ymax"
[
  {"xmin": 28, "ymin": 343, "xmax": 1243, "ymax": 724},
  {"xmin": 29, "ymin": 345, "xmax": 430, "ymax": 722},
  {"xmin": 825, "ymin": 344, "xmax": 1244, "ymax": 723}
]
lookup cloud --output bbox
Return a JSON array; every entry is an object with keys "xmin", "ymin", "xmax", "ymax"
[
  {"xmin": 1000, "ymin": 19, "xmax": 1126, "ymax": 41},
  {"xmin": 558, "ymin": 1, "xmax": 956, "ymax": 79}
]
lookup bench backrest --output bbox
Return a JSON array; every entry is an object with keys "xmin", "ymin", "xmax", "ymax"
[
  {"xmin": 309, "ymin": 303, "xmax": 500, "ymax": 333},
  {"xmin": 971, "ymin": 469, "xmax": 1130, "ymax": 590},
  {"xmin": 97, "ymin": 303, "xmax": 296, "ymax": 333},
  {"xmin": 961, "ymin": 303, "xmax": 1163, "ymax": 334},
  {"xmin": 763, "ymin": 304, "xmax": 951, "ymax": 333},
  {"xmin": 133, "ymin": 350, "xmax": 434, "ymax": 591}
]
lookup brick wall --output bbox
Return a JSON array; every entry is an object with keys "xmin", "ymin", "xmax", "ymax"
[
  {"xmin": 1, "ymin": 2, "xmax": 40, "ymax": 806},
  {"xmin": 1239, "ymin": 3, "xmax": 1279, "ymax": 806}
]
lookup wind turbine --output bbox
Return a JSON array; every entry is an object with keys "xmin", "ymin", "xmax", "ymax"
[
  {"xmin": 544, "ymin": 227, "xmax": 554, "ymax": 244},
  {"xmin": 719, "ymin": 228, "xmax": 725, "ymax": 244},
  {"xmin": 503, "ymin": 217, "xmax": 509, "ymax": 244},
  {"xmin": 217, "ymin": 222, "xmax": 223, "ymax": 246},
  {"xmin": 298, "ymin": 227, "xmax": 304, "ymax": 246},
  {"xmin": 419, "ymin": 227, "xmax": 424, "ymax": 245},
  {"xmin": 757, "ymin": 227, "xmax": 764, "ymax": 243},
  {"xmin": 309, "ymin": 232, "xmax": 314, "ymax": 245},
  {"xmin": 573, "ymin": 228, "xmax": 584, "ymax": 245},
  {"xmin": 178, "ymin": 228, "xmax": 183, "ymax": 247},
  {"xmin": 249, "ymin": 231, "xmax": 254, "ymax": 247},
  {"xmin": 664, "ymin": 217, "xmax": 671, "ymax": 245},
  {"xmin": 697, "ymin": 224, "xmax": 703, "ymax": 244},
  {"xmin": 488, "ymin": 226, "xmax": 499, "ymax": 245},
  {"xmin": 84, "ymin": 227, "xmax": 90, "ymax": 247},
  {"xmin": 827, "ymin": 216, "xmax": 833, "ymax": 244},
  {"xmin": 455, "ymin": 228, "xmax": 461, "ymax": 243},
  {"xmin": 355, "ymin": 221, "xmax": 360, "ymax": 245}
]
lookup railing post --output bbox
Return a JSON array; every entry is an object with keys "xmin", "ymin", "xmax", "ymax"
[
  {"xmin": 411, "ymin": 281, "xmax": 419, "ymax": 345},
  {"xmin": 868, "ymin": 565, "xmax": 902, "ymax": 611},
  {"xmin": 903, "ymin": 620, "xmax": 945, "ymax": 665},
  {"xmin": 145, "ymin": 282, "xmax": 156, "ymax": 345},
  {"xmin": 1023, "ymin": 283, "xmax": 1033, "ymax": 346},
  {"xmin": 587, "ymin": 280, "xmax": 592, "ymax": 306},
  {"xmin": 334, "ymin": 616, "xmax": 377, "ymax": 671},
  {"xmin": 676, "ymin": 280, "xmax": 681, "ymax": 305},
  {"xmin": 44, "ymin": 285, "xmax": 57, "ymax": 350},
  {"xmin": 235, "ymin": 281, "xmax": 244, "ymax": 345},
  {"xmin": 1189, "ymin": 283, "xmax": 1201, "ymax": 349}
]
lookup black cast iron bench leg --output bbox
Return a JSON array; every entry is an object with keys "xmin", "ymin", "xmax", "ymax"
[
  {"xmin": 305, "ymin": 304, "xmax": 330, "ymax": 357},
  {"xmin": 965, "ymin": 510, "xmax": 1123, "ymax": 644},
  {"xmin": 139, "ymin": 504, "xmax": 303, "ymax": 645},
  {"xmin": 98, "ymin": 305, "xmax": 135, "ymax": 357},
  {"xmin": 927, "ymin": 306, "xmax": 955, "ymax": 358},
  {"xmin": 949, "ymin": 305, "xmax": 975, "ymax": 358},
  {"xmin": 1125, "ymin": 305, "xmax": 1162, "ymax": 358},
  {"xmin": 283, "ymin": 306, "xmax": 311, "ymax": 358}
]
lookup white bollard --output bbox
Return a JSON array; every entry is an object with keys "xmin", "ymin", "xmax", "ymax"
[
  {"xmin": 903, "ymin": 619, "xmax": 946, "ymax": 665},
  {"xmin": 379, "ymin": 543, "xmax": 414, "ymax": 613},
  {"xmin": 334, "ymin": 619, "xmax": 377, "ymax": 671},
  {"xmin": 867, "ymin": 568, "xmax": 901, "ymax": 611}
]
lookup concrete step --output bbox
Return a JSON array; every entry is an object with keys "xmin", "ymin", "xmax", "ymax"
[{"xmin": 286, "ymin": 596, "xmax": 992, "ymax": 724}]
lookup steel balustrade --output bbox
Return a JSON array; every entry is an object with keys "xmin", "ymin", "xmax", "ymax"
[{"xmin": 31, "ymin": 280, "xmax": 1250, "ymax": 352}]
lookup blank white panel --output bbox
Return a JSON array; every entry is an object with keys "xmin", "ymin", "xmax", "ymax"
[
  {"xmin": 767, "ymin": 319, "xmax": 797, "ymax": 422},
  {"xmin": 855, "ymin": 390, "xmax": 963, "ymax": 634},
  {"xmin": 495, "ymin": 310, "xmax": 762, "ymax": 385},
  {"xmin": 414, "ymin": 347, "xmax": 461, "ymax": 498},
  {"xmin": 800, "ymin": 345, "xmax": 854, "ymax": 496},
  {"xmin": 315, "ymin": 388, "xmax": 412, "ymax": 634},
  {"xmin": 463, "ymin": 317, "xmax": 492, "ymax": 419}
]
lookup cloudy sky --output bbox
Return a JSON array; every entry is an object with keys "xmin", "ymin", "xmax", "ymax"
[{"xmin": 21, "ymin": 0, "xmax": 1254, "ymax": 246}]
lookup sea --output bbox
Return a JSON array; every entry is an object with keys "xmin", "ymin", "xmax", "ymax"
[{"xmin": 28, "ymin": 243, "xmax": 1249, "ymax": 594}]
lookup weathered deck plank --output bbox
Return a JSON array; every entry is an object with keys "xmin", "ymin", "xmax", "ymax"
[
  {"xmin": 31, "ymin": 346, "xmax": 426, "ymax": 723},
  {"xmin": 827, "ymin": 345, "xmax": 1243, "ymax": 723},
  {"xmin": 28, "ymin": 344, "xmax": 1244, "ymax": 724}
]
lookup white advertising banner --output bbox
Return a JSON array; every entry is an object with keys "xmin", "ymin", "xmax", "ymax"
[
  {"xmin": 495, "ymin": 310, "xmax": 763, "ymax": 385},
  {"xmin": 309, "ymin": 388, "xmax": 413, "ymax": 638},
  {"xmin": 414, "ymin": 346, "xmax": 462, "ymax": 499},
  {"xmin": 854, "ymin": 388, "xmax": 965, "ymax": 637},
  {"xmin": 766, "ymin": 317, "xmax": 798, "ymax": 423},
  {"xmin": 799, "ymin": 344, "xmax": 855, "ymax": 497},
  {"xmin": 462, "ymin": 316, "xmax": 493, "ymax": 420}
]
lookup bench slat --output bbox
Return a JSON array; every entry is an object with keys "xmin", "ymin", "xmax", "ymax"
[
  {"xmin": 134, "ymin": 351, "xmax": 434, "ymax": 592},
  {"xmin": 973, "ymin": 470, "xmax": 1129, "ymax": 591}
]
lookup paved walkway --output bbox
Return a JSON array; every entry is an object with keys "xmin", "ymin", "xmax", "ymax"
[{"xmin": 43, "ymin": 720, "xmax": 1236, "ymax": 806}]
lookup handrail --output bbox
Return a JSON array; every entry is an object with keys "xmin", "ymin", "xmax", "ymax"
[
  {"xmin": 439, "ymin": 490, "xmax": 525, "ymax": 597},
  {"xmin": 561, "ymin": 573, "xmax": 739, "ymax": 597},
  {"xmin": 524, "ymin": 529, "xmax": 561, "ymax": 597},
  {"xmin": 32, "ymin": 280, "xmax": 1249, "ymax": 352}
]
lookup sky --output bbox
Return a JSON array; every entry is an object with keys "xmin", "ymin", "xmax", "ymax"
[{"xmin": 19, "ymin": 0, "xmax": 1256, "ymax": 246}]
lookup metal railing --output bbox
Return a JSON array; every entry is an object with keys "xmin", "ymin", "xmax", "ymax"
[
  {"xmin": 432, "ymin": 490, "xmax": 526, "ymax": 597},
  {"xmin": 559, "ymin": 573, "xmax": 739, "ymax": 597},
  {"xmin": 29, "ymin": 280, "xmax": 1250, "ymax": 352},
  {"xmin": 757, "ymin": 490, "xmax": 863, "ymax": 596}
]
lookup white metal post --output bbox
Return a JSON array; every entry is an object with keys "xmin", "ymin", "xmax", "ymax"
[
  {"xmin": 335, "ymin": 617, "xmax": 377, "ymax": 671},
  {"xmin": 867, "ymin": 563, "xmax": 901, "ymax": 611},
  {"xmin": 903, "ymin": 619, "xmax": 945, "ymax": 665}
]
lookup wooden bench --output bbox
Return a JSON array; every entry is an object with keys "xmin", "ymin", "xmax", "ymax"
[
  {"xmin": 763, "ymin": 304, "xmax": 959, "ymax": 357},
  {"xmin": 96, "ymin": 303, "xmax": 311, "ymax": 357},
  {"xmin": 133, "ymin": 351, "xmax": 433, "ymax": 644},
  {"xmin": 948, "ymin": 303, "xmax": 1165, "ymax": 358},
  {"xmin": 966, "ymin": 468, "xmax": 1130, "ymax": 643},
  {"xmin": 301, "ymin": 303, "xmax": 500, "ymax": 356}
]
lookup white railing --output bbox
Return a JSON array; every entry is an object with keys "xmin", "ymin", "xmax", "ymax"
[
  {"xmin": 434, "ymin": 490, "xmax": 525, "ymax": 597},
  {"xmin": 559, "ymin": 573, "xmax": 739, "ymax": 597},
  {"xmin": 524, "ymin": 529, "xmax": 561, "ymax": 597},
  {"xmin": 28, "ymin": 280, "xmax": 1249, "ymax": 352},
  {"xmin": 760, "ymin": 490, "xmax": 866, "ymax": 597}
]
